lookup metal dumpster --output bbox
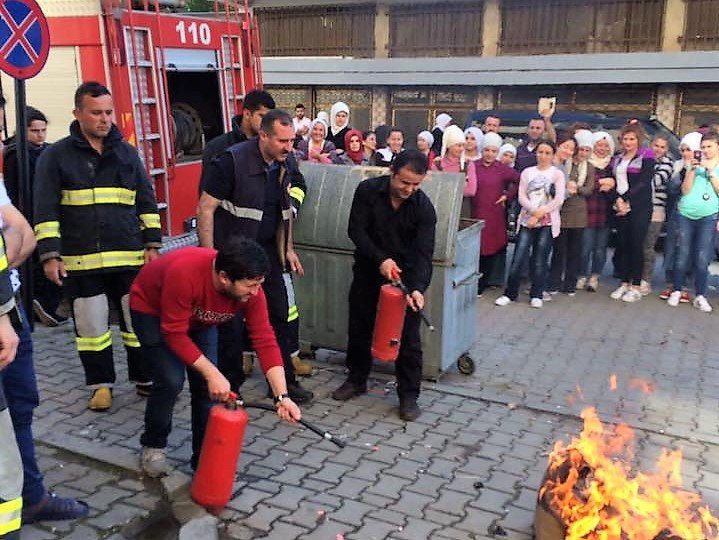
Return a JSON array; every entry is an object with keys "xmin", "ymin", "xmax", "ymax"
[{"xmin": 293, "ymin": 163, "xmax": 483, "ymax": 380}]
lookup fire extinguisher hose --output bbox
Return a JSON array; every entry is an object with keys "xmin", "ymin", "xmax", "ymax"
[
  {"xmin": 391, "ymin": 280, "xmax": 435, "ymax": 331},
  {"xmin": 241, "ymin": 401, "xmax": 346, "ymax": 449}
]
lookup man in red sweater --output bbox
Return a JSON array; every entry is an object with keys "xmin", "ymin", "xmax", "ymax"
[{"xmin": 130, "ymin": 236, "xmax": 301, "ymax": 477}]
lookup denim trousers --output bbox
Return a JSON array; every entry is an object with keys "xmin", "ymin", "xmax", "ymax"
[
  {"xmin": 673, "ymin": 213, "xmax": 718, "ymax": 296},
  {"xmin": 134, "ymin": 310, "xmax": 218, "ymax": 469},
  {"xmin": 1, "ymin": 306, "xmax": 45, "ymax": 506},
  {"xmin": 580, "ymin": 226, "xmax": 609, "ymax": 277},
  {"xmin": 505, "ymin": 226, "xmax": 552, "ymax": 300}
]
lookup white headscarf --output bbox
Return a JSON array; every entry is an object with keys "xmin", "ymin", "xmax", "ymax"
[
  {"xmin": 589, "ymin": 131, "xmax": 615, "ymax": 170},
  {"xmin": 680, "ymin": 131, "xmax": 702, "ymax": 152},
  {"xmin": 317, "ymin": 111, "xmax": 329, "ymax": 125},
  {"xmin": 329, "ymin": 102, "xmax": 350, "ymax": 136},
  {"xmin": 464, "ymin": 127, "xmax": 484, "ymax": 150},
  {"xmin": 441, "ymin": 125, "xmax": 466, "ymax": 157},
  {"xmin": 574, "ymin": 129, "xmax": 594, "ymax": 150},
  {"xmin": 434, "ymin": 113, "xmax": 453, "ymax": 132},
  {"xmin": 481, "ymin": 132, "xmax": 503, "ymax": 151},
  {"xmin": 498, "ymin": 143, "xmax": 517, "ymax": 161},
  {"xmin": 310, "ymin": 118, "xmax": 328, "ymax": 140},
  {"xmin": 417, "ymin": 130, "xmax": 435, "ymax": 147}
]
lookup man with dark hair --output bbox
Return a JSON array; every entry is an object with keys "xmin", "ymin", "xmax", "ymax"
[
  {"xmin": 293, "ymin": 103, "xmax": 311, "ymax": 143},
  {"xmin": 198, "ymin": 109, "xmax": 313, "ymax": 402},
  {"xmin": 34, "ymin": 81, "xmax": 162, "ymax": 411},
  {"xmin": 332, "ymin": 149, "xmax": 437, "ymax": 421},
  {"xmin": 131, "ymin": 236, "xmax": 301, "ymax": 476},
  {"xmin": 482, "ymin": 115, "xmax": 501, "ymax": 134},
  {"xmin": 201, "ymin": 89, "xmax": 276, "ymax": 178},
  {"xmin": 2, "ymin": 106, "xmax": 64, "ymax": 326}
]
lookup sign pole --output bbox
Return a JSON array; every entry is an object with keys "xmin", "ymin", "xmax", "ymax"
[{"xmin": 14, "ymin": 78, "xmax": 33, "ymax": 331}]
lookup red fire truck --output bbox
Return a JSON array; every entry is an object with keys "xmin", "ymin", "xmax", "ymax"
[{"xmin": 2, "ymin": 0, "xmax": 262, "ymax": 236}]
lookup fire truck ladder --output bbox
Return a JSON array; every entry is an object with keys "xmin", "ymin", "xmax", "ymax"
[{"xmin": 124, "ymin": 25, "xmax": 171, "ymax": 224}]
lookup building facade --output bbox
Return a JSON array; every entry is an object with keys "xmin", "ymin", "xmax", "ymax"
[{"xmin": 252, "ymin": 0, "xmax": 719, "ymax": 137}]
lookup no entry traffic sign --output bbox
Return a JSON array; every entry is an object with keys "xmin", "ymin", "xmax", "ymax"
[{"xmin": 0, "ymin": 0, "xmax": 49, "ymax": 79}]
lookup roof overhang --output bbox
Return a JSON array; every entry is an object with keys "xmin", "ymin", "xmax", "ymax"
[{"xmin": 262, "ymin": 51, "xmax": 719, "ymax": 86}]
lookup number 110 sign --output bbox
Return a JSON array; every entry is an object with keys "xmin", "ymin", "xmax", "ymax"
[{"xmin": 174, "ymin": 20, "xmax": 212, "ymax": 45}]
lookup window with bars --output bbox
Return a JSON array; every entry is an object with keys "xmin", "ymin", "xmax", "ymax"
[
  {"xmin": 388, "ymin": 2, "xmax": 483, "ymax": 57},
  {"xmin": 499, "ymin": 0, "xmax": 664, "ymax": 55},
  {"xmin": 255, "ymin": 6, "xmax": 375, "ymax": 57},
  {"xmin": 683, "ymin": 0, "xmax": 719, "ymax": 50}
]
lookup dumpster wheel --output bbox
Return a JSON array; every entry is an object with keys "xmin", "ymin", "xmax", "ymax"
[{"xmin": 457, "ymin": 354, "xmax": 475, "ymax": 375}]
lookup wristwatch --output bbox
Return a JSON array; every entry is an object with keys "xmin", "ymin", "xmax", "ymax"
[{"xmin": 273, "ymin": 393, "xmax": 289, "ymax": 405}]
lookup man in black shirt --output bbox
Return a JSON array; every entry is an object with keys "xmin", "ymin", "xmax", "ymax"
[{"xmin": 331, "ymin": 150, "xmax": 437, "ymax": 421}]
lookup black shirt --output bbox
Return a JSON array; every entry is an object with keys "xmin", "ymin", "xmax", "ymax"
[
  {"xmin": 348, "ymin": 175, "xmax": 437, "ymax": 293},
  {"xmin": 258, "ymin": 161, "xmax": 282, "ymax": 246}
]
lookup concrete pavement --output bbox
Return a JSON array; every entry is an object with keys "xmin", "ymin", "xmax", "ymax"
[{"xmin": 20, "ymin": 274, "xmax": 719, "ymax": 539}]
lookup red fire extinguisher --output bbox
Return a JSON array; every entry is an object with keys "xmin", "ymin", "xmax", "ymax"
[
  {"xmin": 371, "ymin": 284, "xmax": 407, "ymax": 362},
  {"xmin": 191, "ymin": 396, "xmax": 248, "ymax": 515}
]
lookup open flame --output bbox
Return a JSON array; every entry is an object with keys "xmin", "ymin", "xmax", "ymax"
[{"xmin": 539, "ymin": 407, "xmax": 719, "ymax": 539}]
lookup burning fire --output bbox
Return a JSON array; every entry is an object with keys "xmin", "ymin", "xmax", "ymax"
[{"xmin": 539, "ymin": 407, "xmax": 719, "ymax": 539}]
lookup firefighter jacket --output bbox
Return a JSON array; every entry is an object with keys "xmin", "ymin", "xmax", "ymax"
[
  {"xmin": 33, "ymin": 121, "xmax": 162, "ymax": 274},
  {"xmin": 201, "ymin": 125, "xmax": 307, "ymax": 212},
  {"xmin": 202, "ymin": 138, "xmax": 297, "ymax": 264}
]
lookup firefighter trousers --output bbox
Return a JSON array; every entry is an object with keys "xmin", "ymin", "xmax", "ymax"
[
  {"xmin": 64, "ymin": 271, "xmax": 149, "ymax": 388},
  {"xmin": 345, "ymin": 270, "xmax": 423, "ymax": 401},
  {"xmin": 0, "ymin": 380, "xmax": 23, "ymax": 539}
]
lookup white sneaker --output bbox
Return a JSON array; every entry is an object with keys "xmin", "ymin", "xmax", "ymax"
[
  {"xmin": 495, "ymin": 295, "xmax": 512, "ymax": 306},
  {"xmin": 542, "ymin": 291, "xmax": 552, "ymax": 302},
  {"xmin": 576, "ymin": 277, "xmax": 587, "ymax": 290},
  {"xmin": 141, "ymin": 447, "xmax": 169, "ymax": 478},
  {"xmin": 667, "ymin": 290, "xmax": 681, "ymax": 307},
  {"xmin": 610, "ymin": 284, "xmax": 629, "ymax": 300},
  {"xmin": 639, "ymin": 280, "xmax": 652, "ymax": 296},
  {"xmin": 587, "ymin": 275, "xmax": 599, "ymax": 292},
  {"xmin": 693, "ymin": 295, "xmax": 713, "ymax": 313},
  {"xmin": 530, "ymin": 298, "xmax": 543, "ymax": 308},
  {"xmin": 621, "ymin": 289, "xmax": 642, "ymax": 303}
]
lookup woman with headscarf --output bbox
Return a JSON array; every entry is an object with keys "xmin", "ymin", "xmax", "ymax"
[
  {"xmin": 465, "ymin": 131, "xmax": 519, "ymax": 295},
  {"xmin": 416, "ymin": 131, "xmax": 436, "ymax": 166},
  {"xmin": 338, "ymin": 129, "xmax": 366, "ymax": 165},
  {"xmin": 430, "ymin": 113, "xmax": 453, "ymax": 156},
  {"xmin": 548, "ymin": 130, "xmax": 596, "ymax": 295},
  {"xmin": 326, "ymin": 102, "xmax": 351, "ymax": 151},
  {"xmin": 577, "ymin": 131, "xmax": 616, "ymax": 292},
  {"xmin": 432, "ymin": 125, "xmax": 466, "ymax": 172},
  {"xmin": 295, "ymin": 118, "xmax": 338, "ymax": 164},
  {"xmin": 660, "ymin": 131, "xmax": 702, "ymax": 301},
  {"xmin": 499, "ymin": 143, "xmax": 517, "ymax": 168},
  {"xmin": 464, "ymin": 127, "xmax": 484, "ymax": 164}
]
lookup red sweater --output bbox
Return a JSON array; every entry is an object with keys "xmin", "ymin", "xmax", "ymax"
[{"xmin": 130, "ymin": 247, "xmax": 282, "ymax": 370}]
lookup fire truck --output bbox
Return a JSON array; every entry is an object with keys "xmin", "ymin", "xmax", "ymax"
[{"xmin": 0, "ymin": 0, "xmax": 262, "ymax": 236}]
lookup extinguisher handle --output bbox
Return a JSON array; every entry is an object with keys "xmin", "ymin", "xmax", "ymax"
[
  {"xmin": 242, "ymin": 401, "xmax": 346, "ymax": 449},
  {"xmin": 391, "ymin": 281, "xmax": 435, "ymax": 331}
]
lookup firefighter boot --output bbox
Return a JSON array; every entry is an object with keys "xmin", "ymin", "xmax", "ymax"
[
  {"xmin": 291, "ymin": 355, "xmax": 313, "ymax": 376},
  {"xmin": 89, "ymin": 387, "xmax": 112, "ymax": 411}
]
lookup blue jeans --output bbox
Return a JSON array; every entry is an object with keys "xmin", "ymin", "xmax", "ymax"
[
  {"xmin": 505, "ymin": 226, "xmax": 552, "ymax": 300},
  {"xmin": 673, "ymin": 213, "xmax": 718, "ymax": 296},
  {"xmin": 134, "ymin": 311, "xmax": 218, "ymax": 469},
  {"xmin": 1, "ymin": 306, "xmax": 45, "ymax": 506},
  {"xmin": 580, "ymin": 227, "xmax": 609, "ymax": 277}
]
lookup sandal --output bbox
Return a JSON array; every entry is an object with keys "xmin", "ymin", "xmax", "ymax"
[{"xmin": 22, "ymin": 492, "xmax": 90, "ymax": 523}]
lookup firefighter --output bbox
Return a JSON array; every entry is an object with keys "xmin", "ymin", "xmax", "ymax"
[
  {"xmin": 331, "ymin": 150, "xmax": 437, "ymax": 422},
  {"xmin": 130, "ymin": 237, "xmax": 301, "ymax": 477},
  {"xmin": 200, "ymin": 91, "xmax": 312, "ymax": 380},
  {"xmin": 198, "ymin": 109, "xmax": 313, "ymax": 402},
  {"xmin": 0, "ymin": 94, "xmax": 22, "ymax": 540},
  {"xmin": 3, "ymin": 106, "xmax": 66, "ymax": 327},
  {"xmin": 33, "ymin": 82, "xmax": 162, "ymax": 411}
]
